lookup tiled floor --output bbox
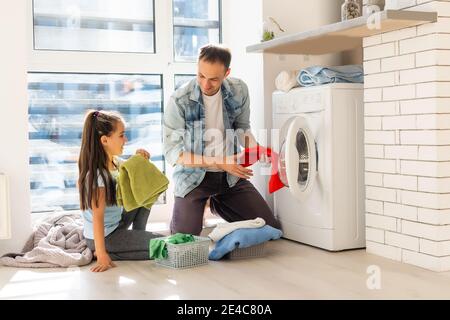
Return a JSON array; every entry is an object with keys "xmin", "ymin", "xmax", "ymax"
[{"xmin": 1, "ymin": 238, "xmax": 450, "ymax": 300}]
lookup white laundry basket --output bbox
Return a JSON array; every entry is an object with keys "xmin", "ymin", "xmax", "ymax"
[
  {"xmin": 227, "ymin": 242, "xmax": 267, "ymax": 260},
  {"xmin": 154, "ymin": 236, "xmax": 211, "ymax": 269}
]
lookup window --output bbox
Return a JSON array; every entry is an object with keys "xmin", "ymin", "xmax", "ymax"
[
  {"xmin": 28, "ymin": 0, "xmax": 222, "ymax": 220},
  {"xmin": 173, "ymin": 0, "xmax": 221, "ymax": 61},
  {"xmin": 33, "ymin": 0, "xmax": 155, "ymax": 53},
  {"xmin": 28, "ymin": 73, "xmax": 163, "ymax": 212}
]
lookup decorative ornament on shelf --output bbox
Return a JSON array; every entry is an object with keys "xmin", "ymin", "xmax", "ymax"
[
  {"xmin": 261, "ymin": 17, "xmax": 285, "ymax": 42},
  {"xmin": 341, "ymin": 0, "xmax": 362, "ymax": 21},
  {"xmin": 262, "ymin": 30, "xmax": 274, "ymax": 42}
]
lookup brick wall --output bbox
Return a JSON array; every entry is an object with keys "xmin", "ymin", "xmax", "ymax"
[{"xmin": 363, "ymin": 0, "xmax": 450, "ymax": 271}]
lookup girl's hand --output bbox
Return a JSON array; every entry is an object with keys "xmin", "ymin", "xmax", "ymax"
[
  {"xmin": 136, "ymin": 149, "xmax": 151, "ymax": 160},
  {"xmin": 91, "ymin": 252, "xmax": 116, "ymax": 273}
]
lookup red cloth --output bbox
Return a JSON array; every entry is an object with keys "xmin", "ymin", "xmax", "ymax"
[{"xmin": 239, "ymin": 146, "xmax": 285, "ymax": 193}]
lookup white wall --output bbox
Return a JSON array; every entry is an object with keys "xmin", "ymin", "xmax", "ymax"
[
  {"xmin": 0, "ymin": 2, "xmax": 32, "ymax": 255},
  {"xmin": 261, "ymin": 0, "xmax": 346, "ymax": 129},
  {"xmin": 222, "ymin": 0, "xmax": 266, "ymax": 195}
]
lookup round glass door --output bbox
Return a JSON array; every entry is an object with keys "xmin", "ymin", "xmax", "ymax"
[
  {"xmin": 282, "ymin": 116, "xmax": 317, "ymax": 200},
  {"xmin": 296, "ymin": 130, "xmax": 310, "ymax": 186},
  {"xmin": 279, "ymin": 140, "xmax": 288, "ymax": 186},
  {"xmin": 279, "ymin": 131, "xmax": 310, "ymax": 187}
]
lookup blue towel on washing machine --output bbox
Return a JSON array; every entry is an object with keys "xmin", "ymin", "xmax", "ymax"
[
  {"xmin": 297, "ymin": 65, "xmax": 364, "ymax": 87},
  {"xmin": 208, "ymin": 225, "xmax": 283, "ymax": 261}
]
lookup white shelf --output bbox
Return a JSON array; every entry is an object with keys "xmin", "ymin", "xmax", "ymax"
[{"xmin": 247, "ymin": 10, "xmax": 437, "ymax": 55}]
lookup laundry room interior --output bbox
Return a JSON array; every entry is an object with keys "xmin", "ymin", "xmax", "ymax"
[{"xmin": 1, "ymin": 0, "xmax": 450, "ymax": 300}]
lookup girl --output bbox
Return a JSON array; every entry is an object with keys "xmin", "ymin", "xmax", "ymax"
[{"xmin": 78, "ymin": 110, "xmax": 159, "ymax": 272}]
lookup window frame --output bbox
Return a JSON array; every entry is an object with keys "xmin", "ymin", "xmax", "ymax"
[
  {"xmin": 27, "ymin": 71, "xmax": 165, "ymax": 214},
  {"xmin": 172, "ymin": 0, "xmax": 222, "ymax": 62},
  {"xmin": 31, "ymin": 0, "xmax": 157, "ymax": 54}
]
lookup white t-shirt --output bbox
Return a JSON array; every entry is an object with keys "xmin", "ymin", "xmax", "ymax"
[{"xmin": 203, "ymin": 90, "xmax": 225, "ymax": 172}]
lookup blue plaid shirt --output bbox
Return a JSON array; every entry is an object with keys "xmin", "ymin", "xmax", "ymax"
[{"xmin": 163, "ymin": 77, "xmax": 251, "ymax": 197}]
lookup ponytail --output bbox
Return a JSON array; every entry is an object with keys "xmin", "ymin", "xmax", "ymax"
[{"xmin": 78, "ymin": 110, "xmax": 123, "ymax": 210}]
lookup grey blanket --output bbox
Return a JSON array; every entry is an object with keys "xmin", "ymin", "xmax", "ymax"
[{"xmin": 0, "ymin": 212, "xmax": 93, "ymax": 268}]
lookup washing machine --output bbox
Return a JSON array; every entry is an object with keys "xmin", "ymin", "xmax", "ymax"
[{"xmin": 273, "ymin": 83, "xmax": 365, "ymax": 251}]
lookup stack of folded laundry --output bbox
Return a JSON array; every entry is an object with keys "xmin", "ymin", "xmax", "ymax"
[
  {"xmin": 208, "ymin": 218, "xmax": 283, "ymax": 261},
  {"xmin": 275, "ymin": 64, "xmax": 364, "ymax": 93},
  {"xmin": 297, "ymin": 64, "xmax": 364, "ymax": 87}
]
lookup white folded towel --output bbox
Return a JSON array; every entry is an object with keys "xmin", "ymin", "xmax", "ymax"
[
  {"xmin": 208, "ymin": 217, "xmax": 266, "ymax": 242},
  {"xmin": 275, "ymin": 70, "xmax": 299, "ymax": 92}
]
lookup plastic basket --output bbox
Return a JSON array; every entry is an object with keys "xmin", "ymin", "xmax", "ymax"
[
  {"xmin": 154, "ymin": 236, "xmax": 211, "ymax": 269},
  {"xmin": 227, "ymin": 242, "xmax": 267, "ymax": 260}
]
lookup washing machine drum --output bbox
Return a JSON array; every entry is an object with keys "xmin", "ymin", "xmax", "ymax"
[
  {"xmin": 278, "ymin": 116, "xmax": 317, "ymax": 201},
  {"xmin": 279, "ymin": 132, "xmax": 309, "ymax": 186}
]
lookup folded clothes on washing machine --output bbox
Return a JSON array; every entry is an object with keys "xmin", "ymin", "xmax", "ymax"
[
  {"xmin": 238, "ymin": 145, "xmax": 285, "ymax": 193},
  {"xmin": 297, "ymin": 65, "xmax": 364, "ymax": 87}
]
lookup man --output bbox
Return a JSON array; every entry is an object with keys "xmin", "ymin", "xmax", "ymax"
[{"xmin": 163, "ymin": 44, "xmax": 280, "ymax": 235}]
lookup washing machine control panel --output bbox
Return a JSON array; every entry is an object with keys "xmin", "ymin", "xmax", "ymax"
[{"xmin": 274, "ymin": 89, "xmax": 326, "ymax": 114}]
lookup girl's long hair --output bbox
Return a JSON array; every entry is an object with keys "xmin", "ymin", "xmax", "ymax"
[{"xmin": 78, "ymin": 110, "xmax": 124, "ymax": 210}]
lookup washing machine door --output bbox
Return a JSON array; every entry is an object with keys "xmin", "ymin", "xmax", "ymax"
[{"xmin": 279, "ymin": 116, "xmax": 317, "ymax": 201}]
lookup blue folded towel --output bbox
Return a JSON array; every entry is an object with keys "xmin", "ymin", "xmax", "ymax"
[
  {"xmin": 297, "ymin": 65, "xmax": 364, "ymax": 87},
  {"xmin": 208, "ymin": 225, "xmax": 283, "ymax": 261}
]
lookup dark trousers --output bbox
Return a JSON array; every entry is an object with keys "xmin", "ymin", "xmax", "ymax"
[
  {"xmin": 86, "ymin": 207, "xmax": 161, "ymax": 260},
  {"xmin": 171, "ymin": 172, "xmax": 281, "ymax": 235}
]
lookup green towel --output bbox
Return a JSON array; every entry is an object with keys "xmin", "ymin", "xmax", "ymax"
[
  {"xmin": 149, "ymin": 239, "xmax": 168, "ymax": 259},
  {"xmin": 149, "ymin": 233, "xmax": 195, "ymax": 259},
  {"xmin": 167, "ymin": 233, "xmax": 195, "ymax": 244},
  {"xmin": 117, "ymin": 155, "xmax": 169, "ymax": 212}
]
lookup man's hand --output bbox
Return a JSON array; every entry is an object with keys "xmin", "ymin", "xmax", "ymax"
[
  {"xmin": 91, "ymin": 252, "xmax": 116, "ymax": 273},
  {"xmin": 216, "ymin": 154, "xmax": 253, "ymax": 179},
  {"xmin": 136, "ymin": 149, "xmax": 151, "ymax": 160}
]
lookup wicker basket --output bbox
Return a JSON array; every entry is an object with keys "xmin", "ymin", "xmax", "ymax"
[
  {"xmin": 154, "ymin": 236, "xmax": 211, "ymax": 269},
  {"xmin": 227, "ymin": 242, "xmax": 267, "ymax": 260}
]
